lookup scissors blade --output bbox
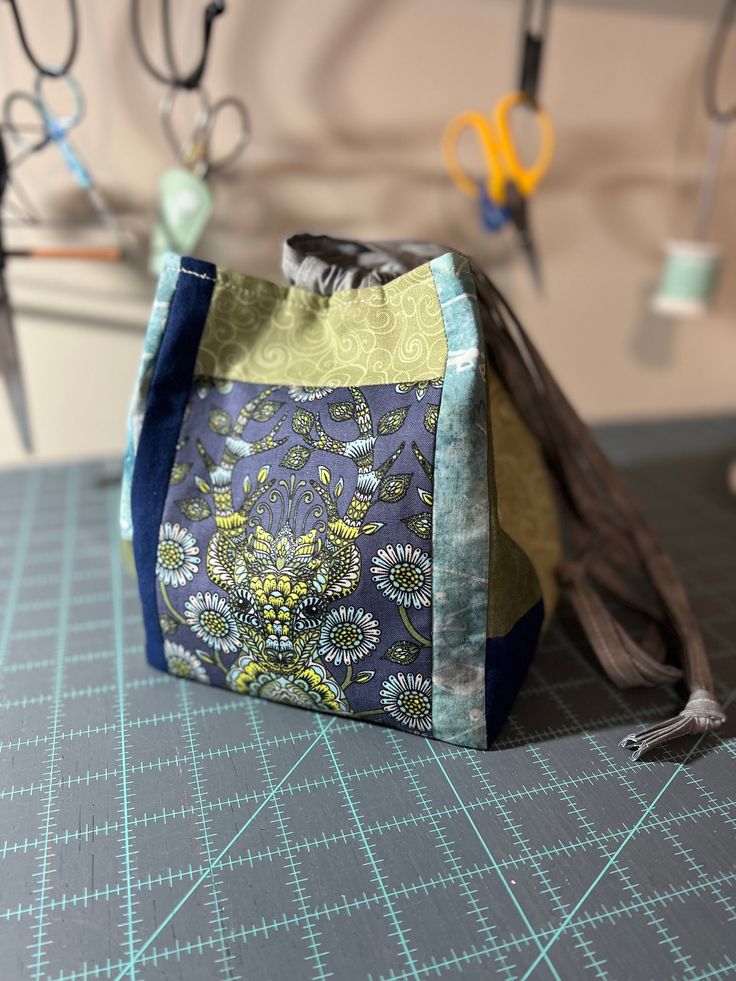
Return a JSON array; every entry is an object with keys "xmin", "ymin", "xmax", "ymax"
[
  {"xmin": 505, "ymin": 182, "xmax": 544, "ymax": 294},
  {"xmin": 0, "ymin": 276, "xmax": 33, "ymax": 452},
  {"xmin": 517, "ymin": 224, "xmax": 544, "ymax": 293}
]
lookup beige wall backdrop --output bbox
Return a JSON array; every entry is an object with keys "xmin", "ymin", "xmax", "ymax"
[{"xmin": 0, "ymin": 0, "xmax": 734, "ymax": 465}]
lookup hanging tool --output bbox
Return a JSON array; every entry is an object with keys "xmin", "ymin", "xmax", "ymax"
[
  {"xmin": 0, "ymin": 131, "xmax": 32, "ymax": 451},
  {"xmin": 0, "ymin": 0, "xmax": 126, "ymax": 452},
  {"xmin": 3, "ymin": 246, "xmax": 121, "ymax": 260},
  {"xmin": 147, "ymin": 85, "xmax": 250, "ymax": 273},
  {"xmin": 131, "ymin": 0, "xmax": 251, "ymax": 274},
  {"xmin": 517, "ymin": 0, "xmax": 552, "ymax": 108},
  {"xmin": 443, "ymin": 91, "xmax": 554, "ymax": 289},
  {"xmin": 130, "ymin": 0, "xmax": 225, "ymax": 91},
  {"xmin": 653, "ymin": 0, "xmax": 735, "ymax": 316},
  {"xmin": 3, "ymin": 0, "xmax": 126, "ymax": 250},
  {"xmin": 159, "ymin": 86, "xmax": 251, "ymax": 180},
  {"xmin": 3, "ymin": 0, "xmax": 79, "ymax": 78},
  {"xmin": 442, "ymin": 0, "xmax": 554, "ymax": 289},
  {"xmin": 2, "ymin": 72, "xmax": 124, "ymax": 245},
  {"xmin": 696, "ymin": 0, "xmax": 736, "ymax": 238}
]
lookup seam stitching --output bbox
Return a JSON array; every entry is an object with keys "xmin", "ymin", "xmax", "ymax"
[{"xmin": 181, "ymin": 267, "xmax": 217, "ymax": 283}]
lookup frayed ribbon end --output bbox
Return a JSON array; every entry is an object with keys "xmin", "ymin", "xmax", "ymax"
[{"xmin": 620, "ymin": 689, "xmax": 726, "ymax": 761}]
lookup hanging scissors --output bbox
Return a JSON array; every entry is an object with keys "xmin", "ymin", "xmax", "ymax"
[
  {"xmin": 0, "ymin": 131, "xmax": 32, "ymax": 452},
  {"xmin": 0, "ymin": 273, "xmax": 32, "ymax": 452},
  {"xmin": 159, "ymin": 86, "xmax": 251, "ymax": 178},
  {"xmin": 443, "ymin": 91, "xmax": 554, "ymax": 288},
  {"xmin": 3, "ymin": 73, "xmax": 86, "ymax": 175},
  {"xmin": 131, "ymin": 0, "xmax": 226, "ymax": 92},
  {"xmin": 2, "ymin": 72, "xmax": 122, "ymax": 242}
]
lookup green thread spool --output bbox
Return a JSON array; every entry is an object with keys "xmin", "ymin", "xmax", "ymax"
[
  {"xmin": 653, "ymin": 67, "xmax": 731, "ymax": 319},
  {"xmin": 653, "ymin": 240, "xmax": 721, "ymax": 317}
]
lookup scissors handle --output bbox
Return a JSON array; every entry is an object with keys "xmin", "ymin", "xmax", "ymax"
[
  {"xmin": 160, "ymin": 86, "xmax": 211, "ymax": 171},
  {"xmin": 494, "ymin": 90, "xmax": 554, "ymax": 199},
  {"xmin": 197, "ymin": 95, "xmax": 251, "ymax": 175},
  {"xmin": 33, "ymin": 72, "xmax": 85, "ymax": 131},
  {"xmin": 2, "ymin": 91, "xmax": 50, "ymax": 163},
  {"xmin": 160, "ymin": 87, "xmax": 250, "ymax": 178},
  {"xmin": 443, "ymin": 92, "xmax": 554, "ymax": 206},
  {"xmin": 442, "ymin": 109, "xmax": 504, "ymax": 201},
  {"xmin": 2, "ymin": 73, "xmax": 85, "ymax": 164}
]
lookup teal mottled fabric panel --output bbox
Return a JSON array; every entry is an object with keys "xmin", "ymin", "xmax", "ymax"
[
  {"xmin": 120, "ymin": 252, "xmax": 181, "ymax": 542},
  {"xmin": 429, "ymin": 253, "xmax": 490, "ymax": 748}
]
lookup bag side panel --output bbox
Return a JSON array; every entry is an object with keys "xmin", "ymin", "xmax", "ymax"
[
  {"xmin": 483, "ymin": 366, "xmax": 561, "ymax": 745},
  {"xmin": 120, "ymin": 251, "xmax": 181, "ymax": 546},
  {"xmin": 131, "ymin": 257, "xmax": 216, "ymax": 672},
  {"xmin": 428, "ymin": 253, "xmax": 491, "ymax": 749},
  {"xmin": 484, "ymin": 602, "xmax": 545, "ymax": 744},
  {"xmin": 488, "ymin": 368, "xmax": 561, "ymax": 625}
]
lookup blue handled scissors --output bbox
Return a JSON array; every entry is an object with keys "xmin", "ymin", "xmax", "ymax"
[{"xmin": 2, "ymin": 72, "xmax": 121, "ymax": 240}]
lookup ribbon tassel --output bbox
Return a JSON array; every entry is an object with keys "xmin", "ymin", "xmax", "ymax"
[{"xmin": 620, "ymin": 689, "xmax": 727, "ymax": 761}]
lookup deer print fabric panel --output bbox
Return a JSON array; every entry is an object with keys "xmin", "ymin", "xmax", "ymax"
[{"xmin": 155, "ymin": 377, "xmax": 442, "ymax": 735}]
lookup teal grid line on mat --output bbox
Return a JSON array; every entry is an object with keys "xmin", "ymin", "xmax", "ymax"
[{"xmin": 0, "ymin": 453, "xmax": 734, "ymax": 981}]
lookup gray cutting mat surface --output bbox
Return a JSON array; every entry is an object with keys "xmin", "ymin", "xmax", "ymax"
[{"xmin": 0, "ymin": 446, "xmax": 734, "ymax": 981}]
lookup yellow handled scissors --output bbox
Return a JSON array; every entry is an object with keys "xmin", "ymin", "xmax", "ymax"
[
  {"xmin": 443, "ymin": 91, "xmax": 554, "ymax": 288},
  {"xmin": 442, "ymin": 90, "xmax": 555, "ymax": 207}
]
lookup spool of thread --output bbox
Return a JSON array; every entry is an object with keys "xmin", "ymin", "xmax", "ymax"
[{"xmin": 652, "ymin": 239, "xmax": 721, "ymax": 317}]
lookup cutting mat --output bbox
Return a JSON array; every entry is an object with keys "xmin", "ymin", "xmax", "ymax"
[{"xmin": 0, "ymin": 445, "xmax": 734, "ymax": 981}]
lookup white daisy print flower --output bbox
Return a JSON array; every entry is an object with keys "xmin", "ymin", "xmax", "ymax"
[
  {"xmin": 156, "ymin": 522, "xmax": 200, "ymax": 587},
  {"xmin": 371, "ymin": 544, "xmax": 432, "ymax": 609},
  {"xmin": 319, "ymin": 606, "xmax": 381, "ymax": 665},
  {"xmin": 287, "ymin": 386, "xmax": 334, "ymax": 402},
  {"xmin": 184, "ymin": 591, "xmax": 240, "ymax": 654},
  {"xmin": 380, "ymin": 673, "xmax": 432, "ymax": 732},
  {"xmin": 164, "ymin": 640, "xmax": 210, "ymax": 684}
]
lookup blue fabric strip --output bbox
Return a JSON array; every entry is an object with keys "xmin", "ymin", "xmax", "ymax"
[
  {"xmin": 484, "ymin": 599, "xmax": 544, "ymax": 746},
  {"xmin": 429, "ymin": 253, "xmax": 490, "ymax": 748},
  {"xmin": 131, "ymin": 256, "xmax": 216, "ymax": 671},
  {"xmin": 120, "ymin": 252, "xmax": 181, "ymax": 542}
]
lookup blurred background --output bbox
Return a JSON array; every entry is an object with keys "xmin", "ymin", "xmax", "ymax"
[{"xmin": 0, "ymin": 0, "xmax": 734, "ymax": 466}]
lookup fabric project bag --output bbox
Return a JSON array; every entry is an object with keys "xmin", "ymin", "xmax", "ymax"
[{"xmin": 122, "ymin": 235, "xmax": 725, "ymax": 757}]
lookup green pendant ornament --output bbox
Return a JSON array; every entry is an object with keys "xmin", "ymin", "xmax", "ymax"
[{"xmin": 148, "ymin": 167, "xmax": 213, "ymax": 277}]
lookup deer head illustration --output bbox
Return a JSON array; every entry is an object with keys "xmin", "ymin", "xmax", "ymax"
[{"xmin": 176, "ymin": 384, "xmax": 413, "ymax": 680}]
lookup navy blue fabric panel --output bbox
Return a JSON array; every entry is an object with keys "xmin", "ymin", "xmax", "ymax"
[
  {"xmin": 485, "ymin": 599, "xmax": 544, "ymax": 746},
  {"xmin": 131, "ymin": 257, "xmax": 216, "ymax": 671}
]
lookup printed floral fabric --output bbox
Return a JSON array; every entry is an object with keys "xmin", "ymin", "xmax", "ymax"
[{"xmin": 155, "ymin": 377, "xmax": 442, "ymax": 735}]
